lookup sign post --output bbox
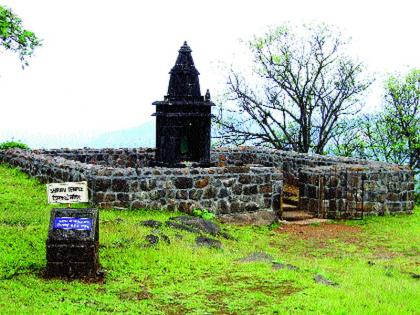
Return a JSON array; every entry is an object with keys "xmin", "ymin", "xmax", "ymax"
[
  {"xmin": 45, "ymin": 181, "xmax": 100, "ymax": 279},
  {"xmin": 46, "ymin": 181, "xmax": 89, "ymax": 204}
]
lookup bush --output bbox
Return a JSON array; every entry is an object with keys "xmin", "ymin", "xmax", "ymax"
[
  {"xmin": 192, "ymin": 208, "xmax": 216, "ymax": 220},
  {"xmin": 0, "ymin": 141, "xmax": 29, "ymax": 150}
]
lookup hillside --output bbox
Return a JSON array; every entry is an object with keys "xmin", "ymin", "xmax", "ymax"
[
  {"xmin": 0, "ymin": 164, "xmax": 419, "ymax": 314},
  {"xmin": 88, "ymin": 121, "xmax": 155, "ymax": 148}
]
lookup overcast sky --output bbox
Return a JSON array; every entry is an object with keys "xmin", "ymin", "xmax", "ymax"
[{"xmin": 0, "ymin": 0, "xmax": 419, "ymax": 147}]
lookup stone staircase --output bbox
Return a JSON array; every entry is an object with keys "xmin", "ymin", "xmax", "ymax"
[
  {"xmin": 280, "ymin": 183, "xmax": 326, "ymax": 224},
  {"xmin": 281, "ymin": 202, "xmax": 315, "ymax": 221}
]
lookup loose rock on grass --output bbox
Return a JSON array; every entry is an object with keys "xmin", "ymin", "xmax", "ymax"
[
  {"xmin": 314, "ymin": 274, "xmax": 338, "ymax": 286},
  {"xmin": 272, "ymin": 262, "xmax": 300, "ymax": 271},
  {"xmin": 145, "ymin": 234, "xmax": 160, "ymax": 246},
  {"xmin": 168, "ymin": 216, "xmax": 221, "ymax": 235},
  {"xmin": 139, "ymin": 220, "xmax": 162, "ymax": 228},
  {"xmin": 195, "ymin": 236, "xmax": 222, "ymax": 249},
  {"xmin": 238, "ymin": 252, "xmax": 273, "ymax": 263}
]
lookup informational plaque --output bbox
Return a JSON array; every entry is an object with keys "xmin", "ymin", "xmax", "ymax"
[
  {"xmin": 46, "ymin": 181, "xmax": 88, "ymax": 204},
  {"xmin": 46, "ymin": 208, "xmax": 99, "ymax": 278},
  {"xmin": 53, "ymin": 217, "xmax": 93, "ymax": 231}
]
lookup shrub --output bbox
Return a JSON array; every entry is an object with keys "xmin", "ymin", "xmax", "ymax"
[
  {"xmin": 192, "ymin": 208, "xmax": 215, "ymax": 220},
  {"xmin": 0, "ymin": 140, "xmax": 29, "ymax": 150}
]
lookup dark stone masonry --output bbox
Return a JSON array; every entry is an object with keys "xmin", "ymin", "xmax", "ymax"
[
  {"xmin": 0, "ymin": 146, "xmax": 415, "ymax": 223},
  {"xmin": 46, "ymin": 208, "xmax": 99, "ymax": 278}
]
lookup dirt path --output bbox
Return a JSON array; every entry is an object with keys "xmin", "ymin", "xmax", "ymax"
[{"xmin": 276, "ymin": 223, "xmax": 362, "ymax": 242}]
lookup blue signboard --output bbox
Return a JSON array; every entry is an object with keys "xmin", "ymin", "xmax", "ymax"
[{"xmin": 53, "ymin": 217, "xmax": 92, "ymax": 231}]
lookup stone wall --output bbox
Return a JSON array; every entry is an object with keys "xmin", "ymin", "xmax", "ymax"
[
  {"xmin": 0, "ymin": 149, "xmax": 282, "ymax": 224},
  {"xmin": 211, "ymin": 147, "xmax": 372, "ymax": 185},
  {"xmin": 298, "ymin": 164, "xmax": 415, "ymax": 218},
  {"xmin": 36, "ymin": 148, "xmax": 155, "ymax": 168},
  {"xmin": 35, "ymin": 146, "xmax": 372, "ymax": 186},
  {"xmin": 0, "ymin": 146, "xmax": 415, "ymax": 221}
]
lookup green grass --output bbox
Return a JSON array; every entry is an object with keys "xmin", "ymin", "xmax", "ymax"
[{"xmin": 0, "ymin": 164, "xmax": 419, "ymax": 314}]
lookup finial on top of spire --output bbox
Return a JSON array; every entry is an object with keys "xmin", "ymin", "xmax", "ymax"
[{"xmin": 179, "ymin": 41, "xmax": 192, "ymax": 53}]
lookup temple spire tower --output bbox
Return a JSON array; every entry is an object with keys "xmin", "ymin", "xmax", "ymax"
[{"xmin": 152, "ymin": 41, "xmax": 214, "ymax": 166}]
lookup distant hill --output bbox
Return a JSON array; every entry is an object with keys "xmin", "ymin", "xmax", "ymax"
[{"xmin": 88, "ymin": 121, "xmax": 155, "ymax": 148}]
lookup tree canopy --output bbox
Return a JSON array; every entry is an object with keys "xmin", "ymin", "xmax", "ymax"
[
  {"xmin": 214, "ymin": 23, "xmax": 373, "ymax": 153},
  {"xmin": 330, "ymin": 69, "xmax": 419, "ymax": 172},
  {"xmin": 0, "ymin": 5, "xmax": 41, "ymax": 66}
]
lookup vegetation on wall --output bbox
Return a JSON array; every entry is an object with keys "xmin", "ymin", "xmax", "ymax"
[{"xmin": 0, "ymin": 140, "xmax": 29, "ymax": 150}]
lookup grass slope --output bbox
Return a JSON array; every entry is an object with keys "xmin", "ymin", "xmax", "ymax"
[{"xmin": 0, "ymin": 164, "xmax": 419, "ymax": 314}]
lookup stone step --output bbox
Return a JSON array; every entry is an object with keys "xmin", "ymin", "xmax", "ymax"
[
  {"xmin": 283, "ymin": 198, "xmax": 299, "ymax": 206},
  {"xmin": 282, "ymin": 203, "xmax": 298, "ymax": 211},
  {"xmin": 281, "ymin": 211, "xmax": 314, "ymax": 221}
]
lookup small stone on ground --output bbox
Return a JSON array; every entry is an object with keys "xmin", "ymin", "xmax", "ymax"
[
  {"xmin": 170, "ymin": 216, "xmax": 220, "ymax": 235},
  {"xmin": 145, "ymin": 234, "xmax": 159, "ymax": 246},
  {"xmin": 410, "ymin": 273, "xmax": 420, "ymax": 279},
  {"xmin": 239, "ymin": 252, "xmax": 273, "ymax": 263},
  {"xmin": 195, "ymin": 236, "xmax": 222, "ymax": 249},
  {"xmin": 272, "ymin": 262, "xmax": 299, "ymax": 271},
  {"xmin": 314, "ymin": 274, "xmax": 338, "ymax": 286},
  {"xmin": 166, "ymin": 221, "xmax": 201, "ymax": 234},
  {"xmin": 140, "ymin": 220, "xmax": 162, "ymax": 228}
]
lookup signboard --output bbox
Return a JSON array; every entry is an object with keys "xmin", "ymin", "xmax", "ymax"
[
  {"xmin": 46, "ymin": 181, "xmax": 88, "ymax": 204},
  {"xmin": 47, "ymin": 208, "xmax": 98, "ymax": 242},
  {"xmin": 53, "ymin": 217, "xmax": 92, "ymax": 230},
  {"xmin": 46, "ymin": 208, "xmax": 99, "ymax": 278}
]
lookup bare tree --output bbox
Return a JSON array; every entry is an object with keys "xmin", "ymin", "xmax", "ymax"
[{"xmin": 214, "ymin": 23, "xmax": 372, "ymax": 153}]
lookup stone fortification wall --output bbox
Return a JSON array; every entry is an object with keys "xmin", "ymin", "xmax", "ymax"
[
  {"xmin": 0, "ymin": 149, "xmax": 282, "ymax": 224},
  {"xmin": 36, "ymin": 147, "xmax": 373, "ymax": 187},
  {"xmin": 37, "ymin": 148, "xmax": 155, "ymax": 168},
  {"xmin": 298, "ymin": 164, "xmax": 414, "ymax": 218},
  {"xmin": 0, "ymin": 146, "xmax": 415, "ymax": 220},
  {"xmin": 211, "ymin": 147, "xmax": 373, "ymax": 185}
]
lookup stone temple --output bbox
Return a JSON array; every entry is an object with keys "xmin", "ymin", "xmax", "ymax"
[
  {"xmin": 153, "ymin": 42, "xmax": 213, "ymax": 167},
  {"xmin": 0, "ymin": 42, "xmax": 415, "ymax": 224}
]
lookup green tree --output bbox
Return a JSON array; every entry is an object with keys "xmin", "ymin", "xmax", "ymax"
[
  {"xmin": 330, "ymin": 69, "xmax": 419, "ymax": 172},
  {"xmin": 0, "ymin": 4, "xmax": 41, "ymax": 66},
  {"xmin": 214, "ymin": 23, "xmax": 372, "ymax": 154},
  {"xmin": 382, "ymin": 69, "xmax": 419, "ymax": 170}
]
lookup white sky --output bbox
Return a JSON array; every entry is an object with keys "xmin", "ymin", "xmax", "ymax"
[{"xmin": 0, "ymin": 0, "xmax": 419, "ymax": 147}]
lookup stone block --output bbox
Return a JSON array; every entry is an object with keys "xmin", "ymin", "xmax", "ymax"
[
  {"xmin": 117, "ymin": 193, "xmax": 129, "ymax": 202},
  {"xmin": 238, "ymin": 175, "xmax": 251, "ymax": 184},
  {"xmin": 218, "ymin": 188, "xmax": 230, "ymax": 198},
  {"xmin": 221, "ymin": 178, "xmax": 236, "ymax": 187},
  {"xmin": 243, "ymin": 185, "xmax": 258, "ymax": 195},
  {"xmin": 46, "ymin": 208, "xmax": 99, "ymax": 279},
  {"xmin": 194, "ymin": 177, "xmax": 209, "ymax": 188},
  {"xmin": 259, "ymin": 185, "xmax": 272, "ymax": 194},
  {"xmin": 245, "ymin": 202, "xmax": 260, "ymax": 212},
  {"xmin": 176, "ymin": 190, "xmax": 189, "ymax": 199},
  {"xmin": 203, "ymin": 186, "xmax": 218, "ymax": 199},
  {"xmin": 175, "ymin": 177, "xmax": 193, "ymax": 189},
  {"xmin": 94, "ymin": 178, "xmax": 111, "ymax": 192},
  {"xmin": 218, "ymin": 199, "xmax": 230, "ymax": 214},
  {"xmin": 230, "ymin": 201, "xmax": 242, "ymax": 213},
  {"xmin": 231, "ymin": 184, "xmax": 243, "ymax": 195},
  {"xmin": 189, "ymin": 189, "xmax": 203, "ymax": 200},
  {"xmin": 112, "ymin": 178, "xmax": 128, "ymax": 192},
  {"xmin": 177, "ymin": 201, "xmax": 193, "ymax": 213}
]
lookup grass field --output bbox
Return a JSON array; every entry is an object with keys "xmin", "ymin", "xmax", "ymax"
[{"xmin": 0, "ymin": 164, "xmax": 419, "ymax": 314}]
